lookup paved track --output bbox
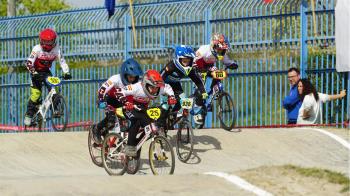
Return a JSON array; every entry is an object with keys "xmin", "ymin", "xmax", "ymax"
[{"xmin": 0, "ymin": 128, "xmax": 348, "ymax": 195}]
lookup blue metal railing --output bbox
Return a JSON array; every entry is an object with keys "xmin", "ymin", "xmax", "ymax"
[{"xmin": 0, "ymin": 0, "xmax": 348, "ymax": 131}]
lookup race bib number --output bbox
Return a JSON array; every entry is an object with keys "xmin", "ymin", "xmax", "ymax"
[
  {"xmin": 212, "ymin": 70, "xmax": 227, "ymax": 80},
  {"xmin": 146, "ymin": 108, "xmax": 161, "ymax": 120},
  {"xmin": 181, "ymin": 98, "xmax": 193, "ymax": 109},
  {"xmin": 47, "ymin": 77, "xmax": 61, "ymax": 85}
]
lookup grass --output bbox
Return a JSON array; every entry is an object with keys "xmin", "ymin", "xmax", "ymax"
[{"xmin": 284, "ymin": 164, "xmax": 350, "ymax": 193}]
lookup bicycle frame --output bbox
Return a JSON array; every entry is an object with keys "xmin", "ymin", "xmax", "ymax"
[
  {"xmin": 34, "ymin": 88, "xmax": 58, "ymax": 123},
  {"xmin": 107, "ymin": 123, "xmax": 157, "ymax": 158},
  {"xmin": 204, "ymin": 81, "xmax": 224, "ymax": 112},
  {"xmin": 32, "ymin": 76, "xmax": 63, "ymax": 124}
]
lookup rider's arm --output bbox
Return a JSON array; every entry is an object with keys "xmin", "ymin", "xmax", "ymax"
[
  {"xmin": 26, "ymin": 45, "xmax": 40, "ymax": 74},
  {"xmin": 223, "ymin": 54, "xmax": 238, "ymax": 68},
  {"xmin": 97, "ymin": 75, "xmax": 121, "ymax": 102},
  {"xmin": 188, "ymin": 69, "xmax": 206, "ymax": 94},
  {"xmin": 161, "ymin": 84, "xmax": 175, "ymax": 97},
  {"xmin": 160, "ymin": 62, "xmax": 175, "ymax": 81},
  {"xmin": 56, "ymin": 47, "xmax": 69, "ymax": 74}
]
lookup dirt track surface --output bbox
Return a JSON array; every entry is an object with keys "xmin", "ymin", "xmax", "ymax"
[{"xmin": 0, "ymin": 128, "xmax": 348, "ymax": 195}]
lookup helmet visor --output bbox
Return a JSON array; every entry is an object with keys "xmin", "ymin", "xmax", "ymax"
[
  {"xmin": 180, "ymin": 57, "xmax": 192, "ymax": 67},
  {"xmin": 147, "ymin": 84, "xmax": 160, "ymax": 95},
  {"xmin": 215, "ymin": 48, "xmax": 227, "ymax": 56},
  {"xmin": 126, "ymin": 75, "xmax": 137, "ymax": 83},
  {"xmin": 40, "ymin": 39, "xmax": 55, "ymax": 46}
]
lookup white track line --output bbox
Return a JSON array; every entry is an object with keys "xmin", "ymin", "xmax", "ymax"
[
  {"xmin": 205, "ymin": 172, "xmax": 273, "ymax": 196},
  {"xmin": 300, "ymin": 127, "xmax": 350, "ymax": 150}
]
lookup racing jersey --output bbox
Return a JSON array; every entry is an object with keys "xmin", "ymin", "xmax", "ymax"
[
  {"xmin": 160, "ymin": 61, "xmax": 206, "ymax": 94},
  {"xmin": 98, "ymin": 74, "xmax": 125, "ymax": 102},
  {"xmin": 194, "ymin": 45, "xmax": 235, "ymax": 72},
  {"xmin": 116, "ymin": 82, "xmax": 174, "ymax": 109},
  {"xmin": 26, "ymin": 44, "xmax": 69, "ymax": 73}
]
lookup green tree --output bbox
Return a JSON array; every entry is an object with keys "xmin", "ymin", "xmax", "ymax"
[{"xmin": 0, "ymin": 0, "xmax": 70, "ymax": 17}]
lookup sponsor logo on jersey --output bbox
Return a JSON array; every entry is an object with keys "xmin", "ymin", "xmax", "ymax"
[{"xmin": 127, "ymin": 85, "xmax": 133, "ymax": 91}]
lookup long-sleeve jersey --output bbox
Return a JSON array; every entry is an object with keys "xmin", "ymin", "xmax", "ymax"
[
  {"xmin": 98, "ymin": 74, "xmax": 125, "ymax": 102},
  {"xmin": 194, "ymin": 45, "xmax": 236, "ymax": 72},
  {"xmin": 160, "ymin": 61, "xmax": 206, "ymax": 94},
  {"xmin": 115, "ymin": 82, "xmax": 174, "ymax": 110},
  {"xmin": 26, "ymin": 44, "xmax": 69, "ymax": 74}
]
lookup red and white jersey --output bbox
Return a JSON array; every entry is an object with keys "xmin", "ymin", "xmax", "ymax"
[
  {"xmin": 121, "ymin": 82, "xmax": 174, "ymax": 104},
  {"xmin": 194, "ymin": 45, "xmax": 235, "ymax": 71},
  {"xmin": 98, "ymin": 74, "xmax": 125, "ymax": 101},
  {"xmin": 27, "ymin": 44, "xmax": 69, "ymax": 73}
]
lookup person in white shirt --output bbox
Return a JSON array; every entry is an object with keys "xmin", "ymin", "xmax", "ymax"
[{"xmin": 297, "ymin": 79, "xmax": 346, "ymax": 124}]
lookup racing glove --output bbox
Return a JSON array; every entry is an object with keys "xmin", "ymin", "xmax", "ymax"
[
  {"xmin": 124, "ymin": 102, "xmax": 134, "ymax": 111},
  {"xmin": 63, "ymin": 72, "xmax": 72, "ymax": 80},
  {"xmin": 31, "ymin": 71, "xmax": 40, "ymax": 80},
  {"xmin": 98, "ymin": 101, "xmax": 107, "ymax": 109},
  {"xmin": 167, "ymin": 96, "xmax": 177, "ymax": 105}
]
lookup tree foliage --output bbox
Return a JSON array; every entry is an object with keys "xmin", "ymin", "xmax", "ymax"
[{"xmin": 0, "ymin": 0, "xmax": 70, "ymax": 17}]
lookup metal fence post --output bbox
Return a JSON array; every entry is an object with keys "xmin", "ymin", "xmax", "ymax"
[
  {"xmin": 124, "ymin": 14, "xmax": 131, "ymax": 60},
  {"xmin": 300, "ymin": 0, "xmax": 308, "ymax": 78},
  {"xmin": 204, "ymin": 7, "xmax": 212, "ymax": 128},
  {"xmin": 348, "ymin": 72, "xmax": 350, "ymax": 129},
  {"xmin": 7, "ymin": 19, "xmax": 17, "ymax": 126}
]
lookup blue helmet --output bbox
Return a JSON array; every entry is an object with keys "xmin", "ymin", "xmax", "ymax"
[
  {"xmin": 119, "ymin": 58, "xmax": 143, "ymax": 85},
  {"xmin": 173, "ymin": 45, "xmax": 195, "ymax": 76}
]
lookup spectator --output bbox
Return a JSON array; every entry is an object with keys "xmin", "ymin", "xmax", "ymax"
[
  {"xmin": 283, "ymin": 67, "xmax": 302, "ymax": 124},
  {"xmin": 297, "ymin": 79, "xmax": 346, "ymax": 124}
]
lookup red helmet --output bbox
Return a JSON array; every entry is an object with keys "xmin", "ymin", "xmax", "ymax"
[
  {"xmin": 39, "ymin": 28, "xmax": 57, "ymax": 52},
  {"xmin": 210, "ymin": 33, "xmax": 230, "ymax": 60},
  {"xmin": 210, "ymin": 33, "xmax": 229, "ymax": 50},
  {"xmin": 141, "ymin": 70, "xmax": 165, "ymax": 99}
]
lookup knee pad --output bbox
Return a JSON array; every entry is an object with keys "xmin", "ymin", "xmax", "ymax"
[{"xmin": 30, "ymin": 88, "xmax": 41, "ymax": 103}]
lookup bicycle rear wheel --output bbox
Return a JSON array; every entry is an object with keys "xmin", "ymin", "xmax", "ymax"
[
  {"xmin": 176, "ymin": 121, "xmax": 194, "ymax": 163},
  {"xmin": 101, "ymin": 133, "xmax": 126, "ymax": 176},
  {"xmin": 50, "ymin": 94, "xmax": 68, "ymax": 132},
  {"xmin": 88, "ymin": 125, "xmax": 103, "ymax": 167},
  {"xmin": 149, "ymin": 135, "xmax": 175, "ymax": 175},
  {"xmin": 217, "ymin": 91, "xmax": 236, "ymax": 131}
]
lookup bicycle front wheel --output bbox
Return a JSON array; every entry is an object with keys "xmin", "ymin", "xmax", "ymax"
[
  {"xmin": 50, "ymin": 94, "xmax": 68, "ymax": 132},
  {"xmin": 217, "ymin": 91, "xmax": 236, "ymax": 131},
  {"xmin": 149, "ymin": 135, "xmax": 175, "ymax": 175},
  {"xmin": 101, "ymin": 133, "xmax": 126, "ymax": 176},
  {"xmin": 176, "ymin": 121, "xmax": 194, "ymax": 163}
]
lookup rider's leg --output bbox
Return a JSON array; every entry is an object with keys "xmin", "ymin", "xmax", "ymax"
[
  {"xmin": 193, "ymin": 88, "xmax": 205, "ymax": 125},
  {"xmin": 92, "ymin": 96, "xmax": 121, "ymax": 143},
  {"xmin": 24, "ymin": 76, "xmax": 43, "ymax": 125},
  {"xmin": 125, "ymin": 110, "xmax": 150, "ymax": 157},
  {"xmin": 92, "ymin": 111, "xmax": 115, "ymax": 144},
  {"xmin": 169, "ymin": 82, "xmax": 183, "ymax": 112}
]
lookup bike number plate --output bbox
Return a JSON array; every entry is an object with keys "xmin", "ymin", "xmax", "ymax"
[
  {"xmin": 146, "ymin": 108, "xmax": 161, "ymax": 120},
  {"xmin": 47, "ymin": 77, "xmax": 61, "ymax": 86},
  {"xmin": 212, "ymin": 71, "xmax": 227, "ymax": 80},
  {"xmin": 144, "ymin": 125, "xmax": 152, "ymax": 135},
  {"xmin": 111, "ymin": 120, "xmax": 121, "ymax": 133},
  {"xmin": 181, "ymin": 98, "xmax": 193, "ymax": 109}
]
